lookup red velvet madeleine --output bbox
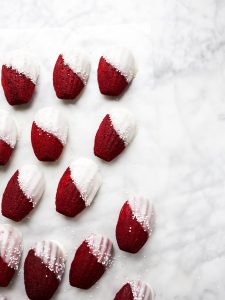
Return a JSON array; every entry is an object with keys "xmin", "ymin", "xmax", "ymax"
[
  {"xmin": 1, "ymin": 66, "xmax": 35, "ymax": 105},
  {"xmin": 94, "ymin": 109, "xmax": 136, "ymax": 162},
  {"xmin": 1, "ymin": 52, "xmax": 39, "ymax": 106},
  {"xmin": 56, "ymin": 168, "xmax": 86, "ymax": 217},
  {"xmin": 97, "ymin": 57, "xmax": 128, "ymax": 96},
  {"xmin": 24, "ymin": 241, "xmax": 65, "ymax": 300},
  {"xmin": 56, "ymin": 158, "xmax": 101, "ymax": 218},
  {"xmin": 31, "ymin": 107, "xmax": 68, "ymax": 162},
  {"xmin": 97, "ymin": 48, "xmax": 135, "ymax": 96},
  {"xmin": 31, "ymin": 123, "xmax": 64, "ymax": 162},
  {"xmin": 94, "ymin": 114, "xmax": 125, "ymax": 162},
  {"xmin": 53, "ymin": 50, "xmax": 90, "ymax": 100},
  {"xmin": 116, "ymin": 197, "xmax": 154, "ymax": 253},
  {"xmin": 70, "ymin": 234, "xmax": 112, "ymax": 289},
  {"xmin": 1, "ymin": 165, "xmax": 44, "ymax": 222}
]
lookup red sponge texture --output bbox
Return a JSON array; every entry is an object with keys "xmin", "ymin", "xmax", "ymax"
[
  {"xmin": 1, "ymin": 66, "xmax": 35, "ymax": 106},
  {"xmin": 31, "ymin": 122, "xmax": 63, "ymax": 161},
  {"xmin": 116, "ymin": 202, "xmax": 149, "ymax": 253},
  {"xmin": 69, "ymin": 241, "xmax": 106, "ymax": 289},
  {"xmin": 24, "ymin": 249, "xmax": 60, "ymax": 300},
  {"xmin": 2, "ymin": 170, "xmax": 33, "ymax": 222},
  {"xmin": 94, "ymin": 114, "xmax": 125, "ymax": 161},
  {"xmin": 56, "ymin": 168, "xmax": 85, "ymax": 217},
  {"xmin": 97, "ymin": 57, "xmax": 128, "ymax": 96},
  {"xmin": 53, "ymin": 55, "xmax": 84, "ymax": 100}
]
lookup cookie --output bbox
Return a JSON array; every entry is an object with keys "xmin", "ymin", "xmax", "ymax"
[
  {"xmin": 94, "ymin": 108, "xmax": 136, "ymax": 161},
  {"xmin": 69, "ymin": 234, "xmax": 113, "ymax": 289},
  {"xmin": 116, "ymin": 196, "xmax": 154, "ymax": 253},
  {"xmin": 31, "ymin": 107, "xmax": 68, "ymax": 161},
  {"xmin": 56, "ymin": 157, "xmax": 101, "ymax": 217},
  {"xmin": 1, "ymin": 51, "xmax": 39, "ymax": 105},
  {"xmin": 1, "ymin": 165, "xmax": 45, "ymax": 222},
  {"xmin": 97, "ymin": 47, "xmax": 135, "ymax": 96},
  {"xmin": 53, "ymin": 49, "xmax": 90, "ymax": 99}
]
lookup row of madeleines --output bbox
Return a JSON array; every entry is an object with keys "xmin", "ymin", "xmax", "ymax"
[
  {"xmin": 0, "ymin": 192, "xmax": 154, "ymax": 300},
  {"xmin": 1, "ymin": 47, "xmax": 136, "ymax": 106},
  {"xmin": 0, "ymin": 106, "xmax": 136, "ymax": 164}
]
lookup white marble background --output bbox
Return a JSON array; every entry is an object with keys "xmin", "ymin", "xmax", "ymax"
[{"xmin": 0, "ymin": 0, "xmax": 225, "ymax": 299}]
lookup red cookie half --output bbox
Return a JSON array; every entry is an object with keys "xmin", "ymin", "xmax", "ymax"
[
  {"xmin": 1, "ymin": 165, "xmax": 44, "ymax": 222},
  {"xmin": 31, "ymin": 107, "xmax": 68, "ymax": 161},
  {"xmin": 97, "ymin": 47, "xmax": 135, "ymax": 96},
  {"xmin": 94, "ymin": 108, "xmax": 136, "ymax": 162},
  {"xmin": 24, "ymin": 240, "xmax": 66, "ymax": 300},
  {"xmin": 69, "ymin": 234, "xmax": 113, "ymax": 289},
  {"xmin": 56, "ymin": 157, "xmax": 101, "ymax": 217},
  {"xmin": 116, "ymin": 196, "xmax": 154, "ymax": 253},
  {"xmin": 1, "ymin": 52, "xmax": 39, "ymax": 105},
  {"xmin": 53, "ymin": 50, "xmax": 90, "ymax": 100}
]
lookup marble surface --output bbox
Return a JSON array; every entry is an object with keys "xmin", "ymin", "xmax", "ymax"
[{"xmin": 1, "ymin": 0, "xmax": 225, "ymax": 299}]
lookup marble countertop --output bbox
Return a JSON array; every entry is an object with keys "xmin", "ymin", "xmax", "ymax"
[{"xmin": 1, "ymin": 0, "xmax": 225, "ymax": 299}]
